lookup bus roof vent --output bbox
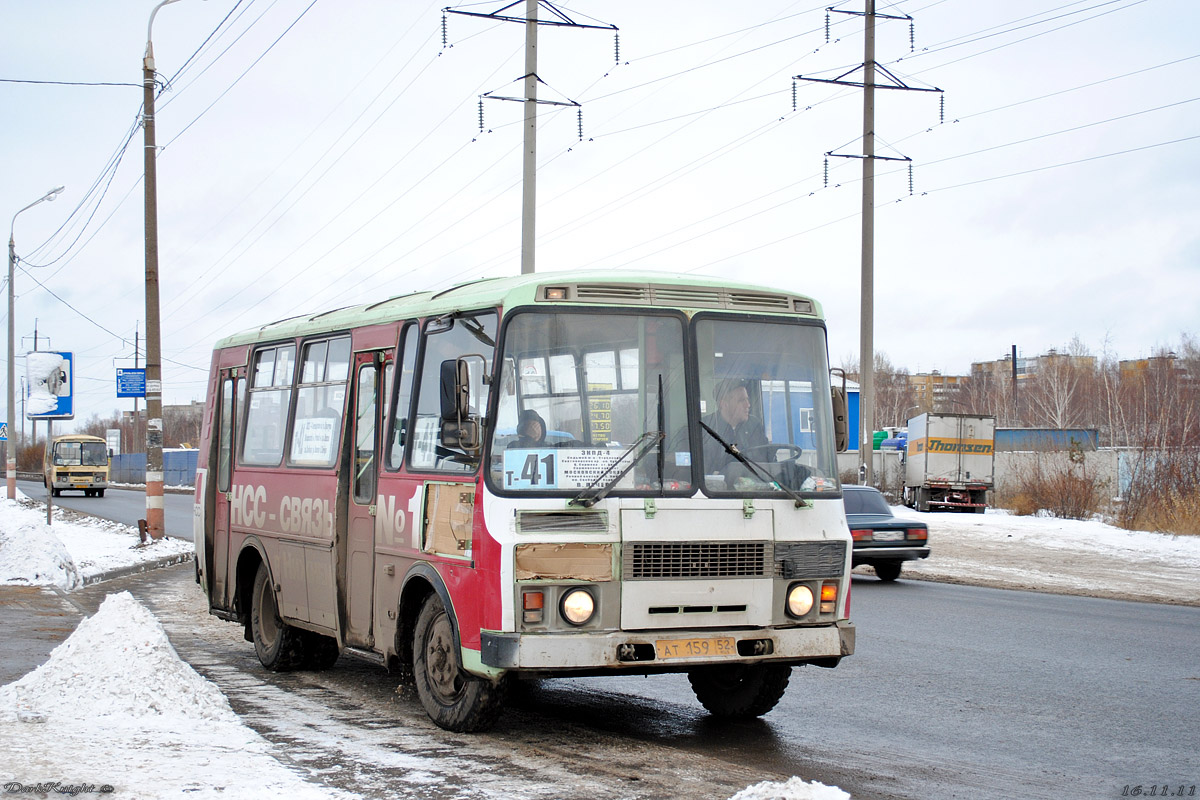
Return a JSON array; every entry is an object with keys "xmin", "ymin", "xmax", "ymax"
[
  {"xmin": 649, "ymin": 286, "xmax": 725, "ymax": 308},
  {"xmin": 548, "ymin": 283, "xmax": 808, "ymax": 314},
  {"xmin": 571, "ymin": 284, "xmax": 651, "ymax": 304},
  {"xmin": 725, "ymin": 291, "xmax": 794, "ymax": 313},
  {"xmin": 516, "ymin": 510, "xmax": 610, "ymax": 534}
]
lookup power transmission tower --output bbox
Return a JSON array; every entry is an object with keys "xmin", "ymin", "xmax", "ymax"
[
  {"xmin": 795, "ymin": 1, "xmax": 941, "ymax": 486},
  {"xmin": 445, "ymin": 1, "xmax": 617, "ymax": 275}
]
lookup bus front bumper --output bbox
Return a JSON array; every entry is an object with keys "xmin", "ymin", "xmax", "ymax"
[
  {"xmin": 480, "ymin": 621, "xmax": 854, "ymax": 671},
  {"xmin": 52, "ymin": 479, "xmax": 108, "ymax": 490}
]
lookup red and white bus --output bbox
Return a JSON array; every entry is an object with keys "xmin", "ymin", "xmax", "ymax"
[{"xmin": 195, "ymin": 270, "xmax": 854, "ymax": 731}]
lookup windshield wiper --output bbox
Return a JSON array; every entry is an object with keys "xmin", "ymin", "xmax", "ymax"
[
  {"xmin": 698, "ymin": 421, "xmax": 809, "ymax": 508},
  {"xmin": 568, "ymin": 430, "xmax": 665, "ymax": 509}
]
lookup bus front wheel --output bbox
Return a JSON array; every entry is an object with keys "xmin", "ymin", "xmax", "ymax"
[
  {"xmin": 251, "ymin": 563, "xmax": 305, "ymax": 671},
  {"xmin": 688, "ymin": 663, "xmax": 792, "ymax": 718},
  {"xmin": 412, "ymin": 593, "xmax": 506, "ymax": 732}
]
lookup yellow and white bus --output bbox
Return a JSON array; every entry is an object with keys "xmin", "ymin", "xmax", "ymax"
[{"xmin": 44, "ymin": 434, "xmax": 110, "ymax": 497}]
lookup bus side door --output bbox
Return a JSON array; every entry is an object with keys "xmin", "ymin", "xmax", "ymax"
[
  {"xmin": 212, "ymin": 370, "xmax": 240, "ymax": 608},
  {"xmin": 344, "ymin": 350, "xmax": 389, "ymax": 648}
]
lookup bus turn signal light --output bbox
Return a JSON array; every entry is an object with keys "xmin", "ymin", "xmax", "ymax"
[
  {"xmin": 820, "ymin": 582, "xmax": 837, "ymax": 615},
  {"xmin": 523, "ymin": 591, "xmax": 544, "ymax": 624}
]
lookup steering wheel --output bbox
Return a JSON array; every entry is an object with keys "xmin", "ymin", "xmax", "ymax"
[{"xmin": 739, "ymin": 443, "xmax": 803, "ymax": 462}]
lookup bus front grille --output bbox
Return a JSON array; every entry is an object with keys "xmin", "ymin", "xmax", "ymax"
[
  {"xmin": 623, "ymin": 541, "xmax": 771, "ymax": 580},
  {"xmin": 774, "ymin": 541, "xmax": 847, "ymax": 579}
]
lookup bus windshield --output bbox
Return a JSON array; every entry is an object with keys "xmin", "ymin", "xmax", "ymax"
[
  {"xmin": 490, "ymin": 310, "xmax": 690, "ymax": 495},
  {"xmin": 54, "ymin": 441, "xmax": 109, "ymax": 467},
  {"xmin": 694, "ymin": 316, "xmax": 839, "ymax": 496}
]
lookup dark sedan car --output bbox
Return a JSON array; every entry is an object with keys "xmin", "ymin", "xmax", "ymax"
[{"xmin": 843, "ymin": 485, "xmax": 930, "ymax": 582}]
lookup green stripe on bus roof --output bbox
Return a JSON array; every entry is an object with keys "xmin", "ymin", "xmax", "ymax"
[{"xmin": 213, "ymin": 269, "xmax": 824, "ymax": 348}]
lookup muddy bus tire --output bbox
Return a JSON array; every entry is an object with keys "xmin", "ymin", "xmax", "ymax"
[
  {"xmin": 412, "ymin": 593, "xmax": 507, "ymax": 732},
  {"xmin": 251, "ymin": 564, "xmax": 306, "ymax": 672},
  {"xmin": 688, "ymin": 663, "xmax": 792, "ymax": 718}
]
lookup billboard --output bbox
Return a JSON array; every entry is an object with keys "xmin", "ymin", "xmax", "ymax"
[{"xmin": 27, "ymin": 351, "xmax": 74, "ymax": 420}]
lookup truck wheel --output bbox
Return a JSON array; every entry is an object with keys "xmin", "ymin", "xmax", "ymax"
[
  {"xmin": 687, "ymin": 664, "xmax": 792, "ymax": 718},
  {"xmin": 412, "ymin": 593, "xmax": 507, "ymax": 732},
  {"xmin": 916, "ymin": 488, "xmax": 930, "ymax": 513},
  {"xmin": 97, "ymin": 490, "xmax": 105, "ymax": 498},
  {"xmin": 251, "ymin": 563, "xmax": 305, "ymax": 671},
  {"xmin": 874, "ymin": 562, "xmax": 903, "ymax": 582}
]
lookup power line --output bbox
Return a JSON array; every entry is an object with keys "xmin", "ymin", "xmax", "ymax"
[{"xmin": 0, "ymin": 78, "xmax": 139, "ymax": 87}]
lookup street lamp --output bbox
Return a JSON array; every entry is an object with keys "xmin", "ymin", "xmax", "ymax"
[
  {"xmin": 141, "ymin": 0, "xmax": 183, "ymax": 539},
  {"xmin": 8, "ymin": 185, "xmax": 65, "ymax": 501}
]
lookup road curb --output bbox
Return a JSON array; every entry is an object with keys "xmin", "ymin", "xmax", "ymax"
[{"xmin": 82, "ymin": 551, "xmax": 194, "ymax": 586}]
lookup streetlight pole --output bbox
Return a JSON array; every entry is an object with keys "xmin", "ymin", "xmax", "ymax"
[
  {"xmin": 142, "ymin": 0, "xmax": 181, "ymax": 539},
  {"xmin": 8, "ymin": 185, "xmax": 64, "ymax": 501}
]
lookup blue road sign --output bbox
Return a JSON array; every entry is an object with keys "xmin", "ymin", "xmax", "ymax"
[{"xmin": 117, "ymin": 368, "xmax": 147, "ymax": 398}]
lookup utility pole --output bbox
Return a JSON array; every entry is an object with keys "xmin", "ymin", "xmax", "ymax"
[
  {"xmin": 142, "ymin": 0, "xmax": 180, "ymax": 539},
  {"xmin": 860, "ymin": 0, "xmax": 876, "ymax": 486},
  {"xmin": 521, "ymin": 0, "xmax": 538, "ymax": 275},
  {"xmin": 9, "ymin": 188, "xmax": 63, "ymax": 500},
  {"xmin": 796, "ymin": 3, "xmax": 941, "ymax": 486},
  {"xmin": 446, "ymin": 1, "xmax": 616, "ymax": 275}
]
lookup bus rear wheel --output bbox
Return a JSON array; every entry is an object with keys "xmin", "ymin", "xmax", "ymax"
[
  {"xmin": 687, "ymin": 663, "xmax": 792, "ymax": 718},
  {"xmin": 412, "ymin": 593, "xmax": 506, "ymax": 732},
  {"xmin": 251, "ymin": 563, "xmax": 306, "ymax": 671}
]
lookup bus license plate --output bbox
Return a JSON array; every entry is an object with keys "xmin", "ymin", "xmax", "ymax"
[{"xmin": 655, "ymin": 637, "xmax": 735, "ymax": 660}]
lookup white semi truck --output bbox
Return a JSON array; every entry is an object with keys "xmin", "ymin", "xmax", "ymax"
[{"xmin": 903, "ymin": 413, "xmax": 996, "ymax": 513}]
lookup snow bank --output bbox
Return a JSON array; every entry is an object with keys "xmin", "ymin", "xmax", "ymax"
[
  {"xmin": 730, "ymin": 777, "xmax": 851, "ymax": 800},
  {"xmin": 0, "ymin": 505, "xmax": 81, "ymax": 590},
  {"xmin": 0, "ymin": 498, "xmax": 192, "ymax": 588},
  {"xmin": 0, "ymin": 592, "xmax": 233, "ymax": 723},
  {"xmin": 892, "ymin": 505, "xmax": 1200, "ymax": 566},
  {"xmin": 0, "ymin": 592, "xmax": 356, "ymax": 799}
]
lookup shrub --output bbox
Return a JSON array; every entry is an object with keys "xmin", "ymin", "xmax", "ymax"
[
  {"xmin": 1118, "ymin": 448, "xmax": 1200, "ymax": 535},
  {"xmin": 999, "ymin": 449, "xmax": 1106, "ymax": 520}
]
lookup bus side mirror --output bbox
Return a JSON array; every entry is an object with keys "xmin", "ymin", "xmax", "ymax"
[
  {"xmin": 440, "ymin": 359, "xmax": 470, "ymax": 422},
  {"xmin": 830, "ymin": 368, "xmax": 849, "ymax": 453},
  {"xmin": 440, "ymin": 358, "xmax": 480, "ymax": 452}
]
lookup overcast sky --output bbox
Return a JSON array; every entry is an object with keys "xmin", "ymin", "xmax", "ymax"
[{"xmin": 2, "ymin": 0, "xmax": 1197, "ymax": 424}]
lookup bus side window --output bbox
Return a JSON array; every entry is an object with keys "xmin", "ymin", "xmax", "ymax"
[
  {"xmin": 387, "ymin": 323, "xmax": 418, "ymax": 470},
  {"xmin": 353, "ymin": 364, "xmax": 377, "ymax": 503},
  {"xmin": 218, "ymin": 377, "xmax": 234, "ymax": 492},
  {"xmin": 410, "ymin": 312, "xmax": 496, "ymax": 473},
  {"xmin": 289, "ymin": 336, "xmax": 351, "ymax": 467},
  {"xmin": 242, "ymin": 345, "xmax": 296, "ymax": 466}
]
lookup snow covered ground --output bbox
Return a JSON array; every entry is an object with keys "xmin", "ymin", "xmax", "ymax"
[
  {"xmin": 888, "ymin": 505, "xmax": 1200, "ymax": 606},
  {"xmin": 0, "ymin": 491, "xmax": 192, "ymax": 590},
  {"xmin": 1, "ymin": 490, "xmax": 1197, "ymax": 799}
]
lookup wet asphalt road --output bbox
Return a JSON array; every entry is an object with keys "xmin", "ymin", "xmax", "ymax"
[
  {"xmin": 62, "ymin": 563, "xmax": 1200, "ymax": 800},
  {"xmin": 18, "ymin": 479, "xmax": 195, "ymax": 541}
]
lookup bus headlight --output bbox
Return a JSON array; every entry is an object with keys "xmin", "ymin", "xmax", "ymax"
[
  {"xmin": 560, "ymin": 588, "xmax": 596, "ymax": 626},
  {"xmin": 786, "ymin": 584, "xmax": 814, "ymax": 618}
]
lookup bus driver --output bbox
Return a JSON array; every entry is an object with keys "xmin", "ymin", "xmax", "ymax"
[{"xmin": 701, "ymin": 379, "xmax": 768, "ymax": 472}]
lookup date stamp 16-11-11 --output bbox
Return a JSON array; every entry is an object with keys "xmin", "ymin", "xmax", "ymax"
[{"xmin": 1122, "ymin": 786, "xmax": 1197, "ymax": 797}]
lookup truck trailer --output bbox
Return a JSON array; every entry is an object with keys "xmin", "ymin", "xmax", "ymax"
[{"xmin": 903, "ymin": 413, "xmax": 995, "ymax": 513}]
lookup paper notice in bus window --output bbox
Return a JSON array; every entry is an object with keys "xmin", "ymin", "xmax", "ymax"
[
  {"xmin": 503, "ymin": 448, "xmax": 635, "ymax": 491},
  {"xmin": 412, "ymin": 416, "xmax": 439, "ymax": 467},
  {"xmin": 291, "ymin": 417, "xmax": 338, "ymax": 464}
]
